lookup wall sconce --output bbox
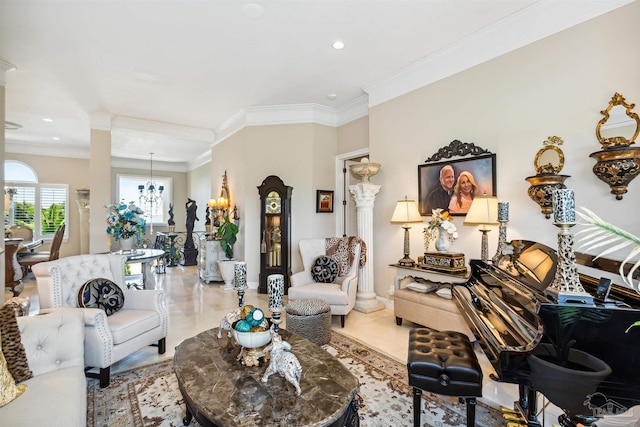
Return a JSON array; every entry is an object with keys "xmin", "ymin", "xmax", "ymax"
[
  {"xmin": 590, "ymin": 92, "xmax": 640, "ymax": 200},
  {"xmin": 464, "ymin": 195, "xmax": 498, "ymax": 262},
  {"xmin": 390, "ymin": 196, "xmax": 423, "ymax": 266},
  {"xmin": 525, "ymin": 136, "xmax": 570, "ymax": 219},
  {"xmin": 208, "ymin": 171, "xmax": 239, "ymax": 231}
]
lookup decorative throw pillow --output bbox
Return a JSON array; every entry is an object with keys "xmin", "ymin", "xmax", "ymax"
[
  {"xmin": 0, "ymin": 331, "xmax": 27, "ymax": 408},
  {"xmin": 311, "ymin": 256, "xmax": 339, "ymax": 283},
  {"xmin": 406, "ymin": 282, "xmax": 439, "ymax": 294},
  {"xmin": 0, "ymin": 302, "xmax": 32, "ymax": 383},
  {"xmin": 435, "ymin": 287, "xmax": 453, "ymax": 300},
  {"xmin": 77, "ymin": 278, "xmax": 125, "ymax": 316}
]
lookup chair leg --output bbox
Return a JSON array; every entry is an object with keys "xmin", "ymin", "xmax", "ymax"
[
  {"xmin": 413, "ymin": 387, "xmax": 422, "ymax": 427},
  {"xmin": 85, "ymin": 366, "xmax": 111, "ymax": 388},
  {"xmin": 341, "ymin": 315, "xmax": 345, "ymax": 328},
  {"xmin": 158, "ymin": 337, "xmax": 166, "ymax": 354},
  {"xmin": 466, "ymin": 397, "xmax": 476, "ymax": 427}
]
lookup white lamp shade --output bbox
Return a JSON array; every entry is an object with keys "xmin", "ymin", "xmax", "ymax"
[
  {"xmin": 390, "ymin": 198, "xmax": 422, "ymax": 224},
  {"xmin": 464, "ymin": 196, "xmax": 499, "ymax": 225}
]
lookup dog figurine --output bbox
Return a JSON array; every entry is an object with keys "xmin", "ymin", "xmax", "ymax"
[
  {"xmin": 217, "ymin": 308, "xmax": 242, "ymax": 338},
  {"xmin": 261, "ymin": 327, "xmax": 302, "ymax": 396}
]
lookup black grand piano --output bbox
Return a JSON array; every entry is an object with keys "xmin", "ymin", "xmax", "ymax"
[{"xmin": 453, "ymin": 240, "xmax": 640, "ymax": 427}]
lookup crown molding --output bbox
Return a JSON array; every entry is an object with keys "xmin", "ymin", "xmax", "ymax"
[
  {"xmin": 112, "ymin": 116, "xmax": 215, "ymax": 143},
  {"xmin": 111, "ymin": 156, "xmax": 189, "ymax": 172},
  {"xmin": 363, "ymin": 0, "xmax": 635, "ymax": 107},
  {"xmin": 6, "ymin": 141, "xmax": 89, "ymax": 159},
  {"xmin": 187, "ymin": 150, "xmax": 212, "ymax": 171},
  {"xmin": 0, "ymin": 59, "xmax": 16, "ymax": 86},
  {"xmin": 245, "ymin": 103, "xmax": 337, "ymax": 127},
  {"xmin": 336, "ymin": 95, "xmax": 369, "ymax": 127}
]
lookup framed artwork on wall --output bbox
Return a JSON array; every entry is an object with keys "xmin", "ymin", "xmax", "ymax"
[
  {"xmin": 418, "ymin": 151, "xmax": 496, "ymax": 216},
  {"xmin": 316, "ymin": 190, "xmax": 334, "ymax": 213}
]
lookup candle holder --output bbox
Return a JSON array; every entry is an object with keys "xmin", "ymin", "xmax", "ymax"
[
  {"xmin": 492, "ymin": 202, "xmax": 509, "ymax": 264},
  {"xmin": 267, "ymin": 274, "xmax": 285, "ymax": 333},
  {"xmin": 234, "ymin": 262, "xmax": 247, "ymax": 307},
  {"xmin": 546, "ymin": 189, "xmax": 593, "ymax": 304}
]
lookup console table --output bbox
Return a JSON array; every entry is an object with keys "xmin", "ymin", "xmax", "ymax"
[
  {"xmin": 389, "ymin": 263, "xmax": 469, "ymax": 289},
  {"xmin": 174, "ymin": 328, "xmax": 359, "ymax": 427}
]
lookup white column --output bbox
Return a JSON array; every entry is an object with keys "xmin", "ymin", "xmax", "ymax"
[
  {"xmin": 349, "ymin": 182, "xmax": 383, "ymax": 313},
  {"xmin": 1, "ymin": 59, "xmax": 16, "ymax": 304},
  {"xmin": 88, "ymin": 112, "xmax": 113, "ymax": 254},
  {"xmin": 76, "ymin": 189, "xmax": 90, "ymax": 254}
]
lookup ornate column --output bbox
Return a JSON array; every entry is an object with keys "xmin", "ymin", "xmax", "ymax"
[
  {"xmin": 348, "ymin": 159, "xmax": 383, "ymax": 313},
  {"xmin": 76, "ymin": 188, "xmax": 90, "ymax": 254}
]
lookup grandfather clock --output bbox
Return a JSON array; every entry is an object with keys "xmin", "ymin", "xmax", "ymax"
[{"xmin": 258, "ymin": 175, "xmax": 293, "ymax": 294}]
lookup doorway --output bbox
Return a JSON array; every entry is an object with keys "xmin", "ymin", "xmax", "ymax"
[{"xmin": 335, "ymin": 149, "xmax": 369, "ymax": 237}]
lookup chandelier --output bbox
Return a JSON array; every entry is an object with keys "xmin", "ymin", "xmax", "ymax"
[{"xmin": 138, "ymin": 152, "xmax": 164, "ymax": 233}]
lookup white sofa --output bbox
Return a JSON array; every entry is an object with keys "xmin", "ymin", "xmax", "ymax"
[{"xmin": 0, "ymin": 309, "xmax": 86, "ymax": 426}]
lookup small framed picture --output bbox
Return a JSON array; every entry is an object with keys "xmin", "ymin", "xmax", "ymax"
[{"xmin": 316, "ymin": 190, "xmax": 334, "ymax": 213}]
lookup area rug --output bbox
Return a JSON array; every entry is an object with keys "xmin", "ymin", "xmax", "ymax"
[{"xmin": 87, "ymin": 331, "xmax": 504, "ymax": 427}]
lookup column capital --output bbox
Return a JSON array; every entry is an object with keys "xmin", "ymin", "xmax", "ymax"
[
  {"xmin": 0, "ymin": 59, "xmax": 17, "ymax": 86},
  {"xmin": 88, "ymin": 112, "xmax": 113, "ymax": 131},
  {"xmin": 348, "ymin": 182, "xmax": 381, "ymax": 208}
]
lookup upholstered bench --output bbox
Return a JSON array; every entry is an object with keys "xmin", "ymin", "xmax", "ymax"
[
  {"xmin": 285, "ymin": 298, "xmax": 332, "ymax": 346},
  {"xmin": 394, "ymin": 276, "xmax": 475, "ymax": 340},
  {"xmin": 407, "ymin": 328, "xmax": 482, "ymax": 427}
]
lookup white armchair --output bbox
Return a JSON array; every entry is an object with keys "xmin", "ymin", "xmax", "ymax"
[
  {"xmin": 289, "ymin": 237, "xmax": 364, "ymax": 327},
  {"xmin": 33, "ymin": 254, "xmax": 168, "ymax": 388}
]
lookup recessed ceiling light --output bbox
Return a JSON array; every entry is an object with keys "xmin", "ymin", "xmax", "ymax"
[
  {"xmin": 5, "ymin": 121, "xmax": 22, "ymax": 130},
  {"xmin": 332, "ymin": 40, "xmax": 345, "ymax": 50},
  {"xmin": 327, "ymin": 94, "xmax": 337, "ymax": 101},
  {"xmin": 42, "ymin": 118, "xmax": 53, "ymax": 122},
  {"xmin": 52, "ymin": 137, "xmax": 60, "ymax": 141}
]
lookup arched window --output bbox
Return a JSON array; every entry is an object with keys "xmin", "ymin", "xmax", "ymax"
[{"xmin": 5, "ymin": 160, "xmax": 68, "ymax": 240}]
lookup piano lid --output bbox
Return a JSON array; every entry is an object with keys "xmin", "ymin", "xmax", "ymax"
[{"xmin": 494, "ymin": 240, "xmax": 557, "ymax": 293}]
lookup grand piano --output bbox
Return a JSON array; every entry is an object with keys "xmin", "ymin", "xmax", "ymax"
[{"xmin": 453, "ymin": 240, "xmax": 640, "ymax": 427}]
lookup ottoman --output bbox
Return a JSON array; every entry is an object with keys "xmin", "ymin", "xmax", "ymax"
[{"xmin": 285, "ymin": 298, "xmax": 332, "ymax": 346}]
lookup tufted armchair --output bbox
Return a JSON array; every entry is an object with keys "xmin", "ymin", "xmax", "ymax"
[
  {"xmin": 32, "ymin": 254, "xmax": 168, "ymax": 388},
  {"xmin": 289, "ymin": 237, "xmax": 365, "ymax": 327}
]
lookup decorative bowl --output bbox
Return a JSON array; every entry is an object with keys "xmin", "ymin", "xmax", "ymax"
[{"xmin": 232, "ymin": 329, "xmax": 272, "ymax": 349}]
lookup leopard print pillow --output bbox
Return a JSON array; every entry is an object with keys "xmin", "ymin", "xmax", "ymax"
[{"xmin": 0, "ymin": 302, "xmax": 32, "ymax": 383}]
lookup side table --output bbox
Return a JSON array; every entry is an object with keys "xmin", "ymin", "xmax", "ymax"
[
  {"xmin": 198, "ymin": 235, "xmax": 224, "ymax": 283},
  {"xmin": 389, "ymin": 263, "xmax": 469, "ymax": 290}
]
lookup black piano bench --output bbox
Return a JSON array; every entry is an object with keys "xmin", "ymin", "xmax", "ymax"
[{"xmin": 407, "ymin": 328, "xmax": 483, "ymax": 427}]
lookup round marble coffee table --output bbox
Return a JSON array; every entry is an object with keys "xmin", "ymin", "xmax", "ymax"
[{"xmin": 173, "ymin": 328, "xmax": 359, "ymax": 427}]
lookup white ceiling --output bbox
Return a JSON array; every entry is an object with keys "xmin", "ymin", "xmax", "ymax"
[{"xmin": 1, "ymin": 0, "xmax": 634, "ymax": 171}]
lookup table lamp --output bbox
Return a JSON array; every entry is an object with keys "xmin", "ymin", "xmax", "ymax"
[
  {"xmin": 464, "ymin": 195, "xmax": 498, "ymax": 262},
  {"xmin": 390, "ymin": 196, "xmax": 423, "ymax": 266}
]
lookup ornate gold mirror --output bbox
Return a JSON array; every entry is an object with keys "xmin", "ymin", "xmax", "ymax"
[
  {"xmin": 534, "ymin": 136, "xmax": 565, "ymax": 174},
  {"xmin": 595, "ymin": 92, "xmax": 640, "ymax": 149},
  {"xmin": 590, "ymin": 92, "xmax": 640, "ymax": 200},
  {"xmin": 526, "ymin": 136, "xmax": 570, "ymax": 219}
]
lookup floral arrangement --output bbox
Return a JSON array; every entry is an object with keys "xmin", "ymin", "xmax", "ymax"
[
  {"xmin": 423, "ymin": 208, "xmax": 458, "ymax": 251},
  {"xmin": 105, "ymin": 201, "xmax": 146, "ymax": 243}
]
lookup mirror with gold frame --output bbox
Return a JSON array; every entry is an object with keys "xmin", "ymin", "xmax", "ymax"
[
  {"xmin": 596, "ymin": 92, "xmax": 640, "ymax": 149},
  {"xmin": 525, "ymin": 136, "xmax": 570, "ymax": 219}
]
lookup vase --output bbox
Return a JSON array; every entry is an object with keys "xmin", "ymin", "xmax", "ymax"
[
  {"xmin": 120, "ymin": 236, "xmax": 135, "ymax": 252},
  {"xmin": 217, "ymin": 259, "xmax": 237, "ymax": 291},
  {"xmin": 435, "ymin": 225, "xmax": 450, "ymax": 253}
]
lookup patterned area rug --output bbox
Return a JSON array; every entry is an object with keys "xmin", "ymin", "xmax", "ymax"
[{"xmin": 87, "ymin": 331, "xmax": 504, "ymax": 427}]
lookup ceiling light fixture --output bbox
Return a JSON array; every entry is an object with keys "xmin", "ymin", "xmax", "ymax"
[
  {"xmin": 52, "ymin": 137, "xmax": 60, "ymax": 141},
  {"xmin": 332, "ymin": 40, "xmax": 345, "ymax": 50},
  {"xmin": 327, "ymin": 93, "xmax": 337, "ymax": 101},
  {"xmin": 42, "ymin": 118, "xmax": 53, "ymax": 122},
  {"xmin": 138, "ymin": 152, "xmax": 164, "ymax": 234}
]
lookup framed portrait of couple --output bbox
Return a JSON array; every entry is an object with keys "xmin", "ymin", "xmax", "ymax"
[{"xmin": 418, "ymin": 153, "xmax": 496, "ymax": 216}]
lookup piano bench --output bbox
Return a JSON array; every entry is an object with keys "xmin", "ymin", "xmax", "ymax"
[{"xmin": 407, "ymin": 328, "xmax": 482, "ymax": 427}]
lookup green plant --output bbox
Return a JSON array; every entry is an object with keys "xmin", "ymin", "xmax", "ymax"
[
  {"xmin": 576, "ymin": 207, "xmax": 640, "ymax": 291},
  {"xmin": 217, "ymin": 215, "xmax": 239, "ymax": 259}
]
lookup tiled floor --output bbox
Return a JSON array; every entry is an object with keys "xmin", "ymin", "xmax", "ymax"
[{"xmin": 20, "ymin": 264, "xmax": 631, "ymax": 427}]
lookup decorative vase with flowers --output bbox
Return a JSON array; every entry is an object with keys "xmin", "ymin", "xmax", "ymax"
[
  {"xmin": 105, "ymin": 200, "xmax": 146, "ymax": 247},
  {"xmin": 423, "ymin": 209, "xmax": 458, "ymax": 253}
]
